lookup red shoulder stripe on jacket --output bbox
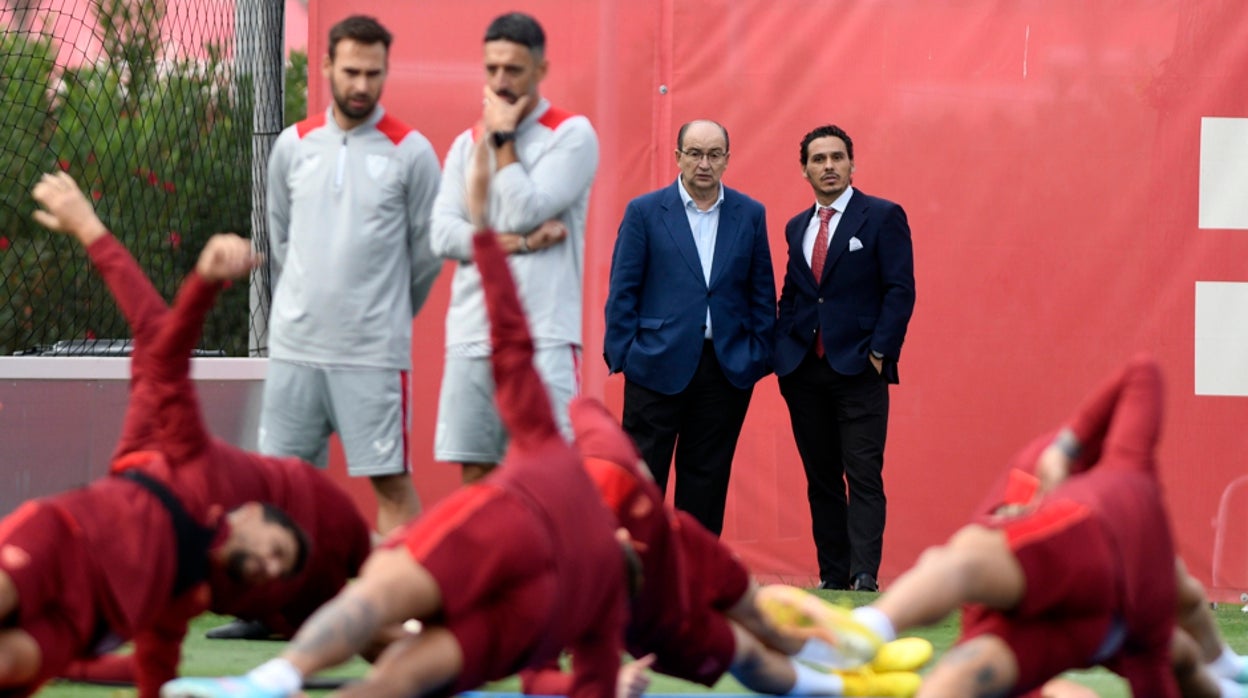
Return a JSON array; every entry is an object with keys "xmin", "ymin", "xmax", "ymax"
[
  {"xmin": 376, "ymin": 113, "xmax": 414, "ymax": 145},
  {"xmin": 537, "ymin": 106, "xmax": 576, "ymax": 130},
  {"xmin": 295, "ymin": 112, "xmax": 327, "ymax": 138}
]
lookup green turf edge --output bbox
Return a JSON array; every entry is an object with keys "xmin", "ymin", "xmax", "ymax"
[{"xmin": 53, "ymin": 591, "xmax": 1248, "ymax": 696}]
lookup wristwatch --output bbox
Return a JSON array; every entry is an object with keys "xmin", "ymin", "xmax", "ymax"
[{"xmin": 491, "ymin": 130, "xmax": 517, "ymax": 148}]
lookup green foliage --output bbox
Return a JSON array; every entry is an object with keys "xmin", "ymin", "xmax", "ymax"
[
  {"xmin": 285, "ymin": 49, "xmax": 308, "ymax": 126},
  {"xmin": 0, "ymin": 0, "xmax": 254, "ymax": 356}
]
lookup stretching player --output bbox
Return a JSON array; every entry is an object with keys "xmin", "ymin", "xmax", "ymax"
[
  {"xmin": 162, "ymin": 132, "xmax": 628, "ymax": 698},
  {"xmin": 0, "ymin": 172, "xmax": 354, "ymax": 698},
  {"xmin": 971, "ymin": 419, "xmax": 1248, "ymax": 697},
  {"xmin": 520, "ymin": 396, "xmax": 929, "ymax": 698},
  {"xmin": 764, "ymin": 355, "xmax": 1181, "ymax": 697},
  {"xmin": 32, "ymin": 171, "xmax": 371, "ymax": 691},
  {"xmin": 1171, "ymin": 560, "xmax": 1248, "ymax": 696}
]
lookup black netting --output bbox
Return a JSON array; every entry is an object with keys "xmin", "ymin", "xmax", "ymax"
[{"xmin": 0, "ymin": 0, "xmax": 292, "ymax": 357}]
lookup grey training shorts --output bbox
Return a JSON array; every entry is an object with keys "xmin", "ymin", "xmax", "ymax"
[
  {"xmin": 259, "ymin": 359, "xmax": 410, "ymax": 477},
  {"xmin": 434, "ymin": 344, "xmax": 580, "ymax": 464}
]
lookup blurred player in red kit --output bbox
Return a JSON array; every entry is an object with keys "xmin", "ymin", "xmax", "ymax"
[
  {"xmin": 765, "ymin": 355, "xmax": 1182, "ymax": 698},
  {"xmin": 162, "ymin": 129, "xmax": 629, "ymax": 698},
  {"xmin": 0, "ymin": 172, "xmax": 369, "ymax": 698},
  {"xmin": 521, "ymin": 396, "xmax": 927, "ymax": 698}
]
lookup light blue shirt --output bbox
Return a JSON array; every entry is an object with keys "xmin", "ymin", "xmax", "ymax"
[{"xmin": 676, "ymin": 177, "xmax": 724, "ymax": 339}]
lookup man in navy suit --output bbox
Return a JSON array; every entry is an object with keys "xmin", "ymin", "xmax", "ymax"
[
  {"xmin": 775, "ymin": 124, "xmax": 915, "ymax": 591},
  {"xmin": 604, "ymin": 120, "xmax": 776, "ymax": 536}
]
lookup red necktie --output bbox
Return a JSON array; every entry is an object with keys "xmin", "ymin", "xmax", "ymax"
[
  {"xmin": 811, "ymin": 207, "xmax": 834, "ymax": 281},
  {"xmin": 812, "ymin": 207, "xmax": 834, "ymax": 357}
]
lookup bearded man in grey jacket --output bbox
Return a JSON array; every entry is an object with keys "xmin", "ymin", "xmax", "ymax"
[{"xmin": 431, "ymin": 12, "xmax": 599, "ymax": 484}]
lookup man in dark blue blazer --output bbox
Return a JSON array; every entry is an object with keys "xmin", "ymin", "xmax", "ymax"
[
  {"xmin": 775, "ymin": 124, "xmax": 915, "ymax": 591},
  {"xmin": 604, "ymin": 120, "xmax": 775, "ymax": 536}
]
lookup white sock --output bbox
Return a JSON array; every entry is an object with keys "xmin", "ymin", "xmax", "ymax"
[
  {"xmin": 1211, "ymin": 646, "xmax": 1246, "ymax": 680},
  {"xmin": 247, "ymin": 658, "xmax": 303, "ymax": 695},
  {"xmin": 788, "ymin": 658, "xmax": 845, "ymax": 695},
  {"xmin": 794, "ymin": 638, "xmax": 844, "ymax": 669},
  {"xmin": 851, "ymin": 605, "xmax": 897, "ymax": 642},
  {"xmin": 1218, "ymin": 676, "xmax": 1246, "ymax": 698}
]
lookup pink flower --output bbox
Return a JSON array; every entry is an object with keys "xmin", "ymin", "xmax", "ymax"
[
  {"xmin": 57, "ymin": 159, "xmax": 70, "ymax": 171},
  {"xmin": 91, "ymin": 190, "xmax": 102, "ymax": 201},
  {"xmin": 147, "ymin": 172, "xmax": 158, "ymax": 186},
  {"xmin": 0, "ymin": 237, "xmax": 9, "ymax": 251},
  {"xmin": 85, "ymin": 329, "xmax": 96, "ymax": 340},
  {"xmin": 168, "ymin": 231, "xmax": 182, "ymax": 248},
  {"xmin": 162, "ymin": 181, "xmax": 176, "ymax": 193}
]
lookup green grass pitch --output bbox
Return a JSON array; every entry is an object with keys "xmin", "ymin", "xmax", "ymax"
[{"xmin": 36, "ymin": 591, "xmax": 1248, "ymax": 696}]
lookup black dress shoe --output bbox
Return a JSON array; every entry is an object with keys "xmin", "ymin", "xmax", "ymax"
[
  {"xmin": 849, "ymin": 573, "xmax": 879, "ymax": 592},
  {"xmin": 204, "ymin": 618, "xmax": 278, "ymax": 640}
]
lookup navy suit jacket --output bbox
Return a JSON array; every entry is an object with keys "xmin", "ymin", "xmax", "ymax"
[
  {"xmin": 775, "ymin": 189, "xmax": 915, "ymax": 383},
  {"xmin": 604, "ymin": 182, "xmax": 776, "ymax": 395}
]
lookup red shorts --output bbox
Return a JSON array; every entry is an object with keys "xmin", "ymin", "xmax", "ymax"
[
  {"xmin": 649, "ymin": 514, "xmax": 751, "ymax": 686},
  {"xmin": 960, "ymin": 498, "xmax": 1119, "ymax": 692},
  {"xmin": 400, "ymin": 484, "xmax": 558, "ymax": 692},
  {"xmin": 675, "ymin": 512, "xmax": 750, "ymax": 611},
  {"xmin": 650, "ymin": 606, "xmax": 736, "ymax": 686},
  {"xmin": 0, "ymin": 502, "xmax": 100, "ymax": 687}
]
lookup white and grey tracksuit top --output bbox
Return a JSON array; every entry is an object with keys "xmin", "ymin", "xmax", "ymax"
[
  {"xmin": 266, "ymin": 106, "xmax": 442, "ymax": 370},
  {"xmin": 431, "ymin": 99, "xmax": 599, "ymax": 355}
]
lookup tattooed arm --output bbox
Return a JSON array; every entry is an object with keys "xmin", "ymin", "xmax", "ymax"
[
  {"xmin": 920, "ymin": 637, "xmax": 1019, "ymax": 697},
  {"xmin": 280, "ymin": 547, "xmax": 439, "ymax": 679}
]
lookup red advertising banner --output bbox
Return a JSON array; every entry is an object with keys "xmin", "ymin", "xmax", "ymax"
[{"xmin": 309, "ymin": 0, "xmax": 1248, "ymax": 597}]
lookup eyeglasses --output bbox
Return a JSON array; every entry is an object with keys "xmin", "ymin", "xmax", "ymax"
[{"xmin": 679, "ymin": 149, "xmax": 728, "ymax": 164}]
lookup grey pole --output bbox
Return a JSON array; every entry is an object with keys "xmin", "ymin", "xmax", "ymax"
[{"xmin": 238, "ymin": 0, "xmax": 284, "ymax": 356}]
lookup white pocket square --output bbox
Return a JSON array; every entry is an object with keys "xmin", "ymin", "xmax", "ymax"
[{"xmin": 848, "ymin": 236, "xmax": 863, "ymax": 252}]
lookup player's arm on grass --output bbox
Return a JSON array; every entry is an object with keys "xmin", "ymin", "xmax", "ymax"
[
  {"xmin": 131, "ymin": 592, "xmax": 202, "ymax": 698},
  {"xmin": 566, "ymin": 596, "xmax": 627, "ymax": 698},
  {"xmin": 616, "ymin": 654, "xmax": 655, "ymax": 698},
  {"xmin": 334, "ymin": 626, "xmax": 462, "ymax": 698}
]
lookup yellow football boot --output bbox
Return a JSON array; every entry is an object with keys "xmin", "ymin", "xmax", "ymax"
[
  {"xmin": 836, "ymin": 670, "xmax": 922, "ymax": 698},
  {"xmin": 870, "ymin": 637, "xmax": 934, "ymax": 673},
  {"xmin": 755, "ymin": 584, "xmax": 881, "ymax": 667}
]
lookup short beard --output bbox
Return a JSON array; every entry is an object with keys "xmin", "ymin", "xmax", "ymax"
[{"xmin": 333, "ymin": 93, "xmax": 376, "ymax": 121}]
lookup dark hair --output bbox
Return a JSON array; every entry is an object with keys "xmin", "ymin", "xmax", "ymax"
[
  {"xmin": 676, "ymin": 120, "xmax": 730, "ymax": 153},
  {"xmin": 259, "ymin": 503, "xmax": 310, "ymax": 577},
  {"xmin": 328, "ymin": 15, "xmax": 393, "ymax": 60},
  {"xmin": 800, "ymin": 124, "xmax": 853, "ymax": 165},
  {"xmin": 484, "ymin": 12, "xmax": 546, "ymax": 60}
]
